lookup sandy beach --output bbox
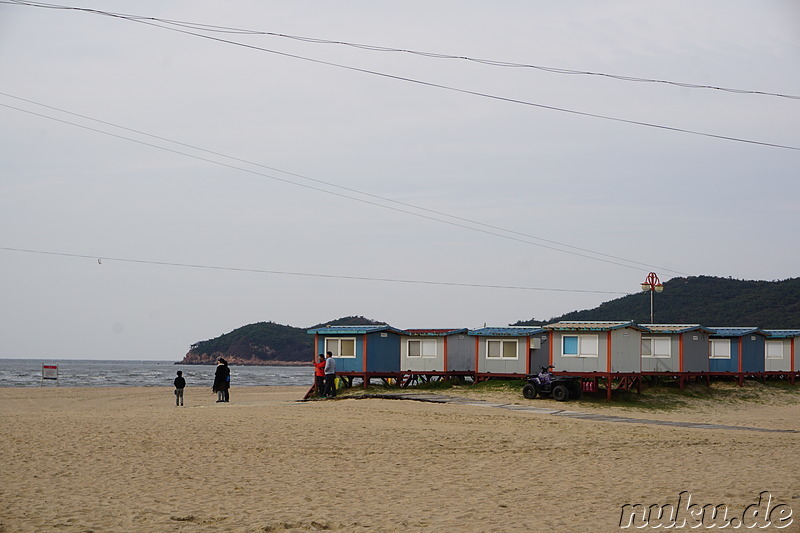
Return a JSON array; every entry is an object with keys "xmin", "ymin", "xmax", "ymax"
[{"xmin": 1, "ymin": 383, "xmax": 798, "ymax": 532}]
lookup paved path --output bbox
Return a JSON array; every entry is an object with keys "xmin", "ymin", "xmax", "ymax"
[{"xmin": 344, "ymin": 393, "xmax": 798, "ymax": 434}]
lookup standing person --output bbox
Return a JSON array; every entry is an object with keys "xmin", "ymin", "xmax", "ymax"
[
  {"xmin": 323, "ymin": 350, "xmax": 336, "ymax": 398},
  {"xmin": 313, "ymin": 353, "xmax": 326, "ymax": 397},
  {"xmin": 222, "ymin": 359, "xmax": 231, "ymax": 403},
  {"xmin": 212, "ymin": 358, "xmax": 228, "ymax": 403},
  {"xmin": 174, "ymin": 370, "xmax": 186, "ymax": 407}
]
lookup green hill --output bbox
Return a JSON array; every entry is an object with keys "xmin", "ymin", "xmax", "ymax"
[
  {"xmin": 181, "ymin": 277, "xmax": 800, "ymax": 363},
  {"xmin": 514, "ymin": 276, "xmax": 800, "ymax": 327},
  {"xmin": 180, "ymin": 316, "xmax": 388, "ymax": 364}
]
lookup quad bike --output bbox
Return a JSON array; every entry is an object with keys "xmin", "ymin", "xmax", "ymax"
[{"xmin": 522, "ymin": 366, "xmax": 583, "ymax": 402}]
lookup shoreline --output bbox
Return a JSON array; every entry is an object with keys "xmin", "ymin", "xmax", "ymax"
[{"xmin": 175, "ymin": 360, "xmax": 312, "ymax": 366}]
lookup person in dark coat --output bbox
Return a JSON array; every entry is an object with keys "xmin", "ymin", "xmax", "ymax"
[
  {"xmin": 174, "ymin": 370, "xmax": 186, "ymax": 407},
  {"xmin": 323, "ymin": 351, "xmax": 336, "ymax": 398},
  {"xmin": 222, "ymin": 359, "xmax": 230, "ymax": 402},
  {"xmin": 212, "ymin": 358, "xmax": 229, "ymax": 403}
]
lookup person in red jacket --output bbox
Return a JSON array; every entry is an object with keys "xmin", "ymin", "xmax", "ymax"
[{"xmin": 313, "ymin": 353, "xmax": 326, "ymax": 397}]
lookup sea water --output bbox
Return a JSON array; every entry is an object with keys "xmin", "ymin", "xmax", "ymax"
[{"xmin": 0, "ymin": 359, "xmax": 313, "ymax": 388}]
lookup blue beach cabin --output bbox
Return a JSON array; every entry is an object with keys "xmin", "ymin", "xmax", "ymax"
[
  {"xmin": 708, "ymin": 327, "xmax": 766, "ymax": 373},
  {"xmin": 307, "ymin": 325, "xmax": 404, "ymax": 373}
]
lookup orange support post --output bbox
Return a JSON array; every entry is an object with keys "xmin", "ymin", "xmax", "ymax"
[
  {"xmin": 362, "ymin": 333, "xmax": 368, "ymax": 373},
  {"xmin": 474, "ymin": 336, "xmax": 480, "ymax": 374},
  {"xmin": 525, "ymin": 337, "xmax": 531, "ymax": 375},
  {"xmin": 443, "ymin": 336, "xmax": 449, "ymax": 373}
]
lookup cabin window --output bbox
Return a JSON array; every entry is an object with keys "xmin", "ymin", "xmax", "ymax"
[
  {"xmin": 562, "ymin": 335, "xmax": 598, "ymax": 357},
  {"xmin": 765, "ymin": 341, "xmax": 784, "ymax": 359},
  {"xmin": 641, "ymin": 337, "xmax": 671, "ymax": 358},
  {"xmin": 487, "ymin": 339, "xmax": 518, "ymax": 359},
  {"xmin": 709, "ymin": 339, "xmax": 731, "ymax": 359},
  {"xmin": 325, "ymin": 337, "xmax": 356, "ymax": 358},
  {"xmin": 408, "ymin": 339, "xmax": 437, "ymax": 358}
]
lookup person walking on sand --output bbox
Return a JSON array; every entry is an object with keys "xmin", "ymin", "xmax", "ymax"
[
  {"xmin": 313, "ymin": 353, "xmax": 326, "ymax": 397},
  {"xmin": 323, "ymin": 350, "xmax": 336, "ymax": 398},
  {"xmin": 174, "ymin": 370, "xmax": 186, "ymax": 407},
  {"xmin": 212, "ymin": 358, "xmax": 229, "ymax": 403}
]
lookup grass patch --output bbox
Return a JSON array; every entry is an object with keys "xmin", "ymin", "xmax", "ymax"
[
  {"xmin": 334, "ymin": 376, "xmax": 463, "ymax": 397},
  {"xmin": 578, "ymin": 378, "xmax": 800, "ymax": 411},
  {"xmin": 334, "ymin": 376, "xmax": 800, "ymax": 412},
  {"xmin": 578, "ymin": 387, "xmax": 689, "ymax": 411},
  {"xmin": 466, "ymin": 378, "xmax": 527, "ymax": 393}
]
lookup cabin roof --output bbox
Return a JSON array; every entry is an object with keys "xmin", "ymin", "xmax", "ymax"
[
  {"xmin": 762, "ymin": 329, "xmax": 800, "ymax": 338},
  {"xmin": 543, "ymin": 320, "xmax": 643, "ymax": 332},
  {"xmin": 641, "ymin": 324, "xmax": 714, "ymax": 334},
  {"xmin": 404, "ymin": 328, "xmax": 469, "ymax": 336},
  {"xmin": 468, "ymin": 326, "xmax": 545, "ymax": 336},
  {"xmin": 708, "ymin": 327, "xmax": 765, "ymax": 337},
  {"xmin": 306, "ymin": 325, "xmax": 404, "ymax": 335}
]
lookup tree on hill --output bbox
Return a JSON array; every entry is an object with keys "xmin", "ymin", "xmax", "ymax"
[
  {"xmin": 514, "ymin": 276, "xmax": 800, "ymax": 328},
  {"xmin": 308, "ymin": 315, "xmax": 390, "ymax": 328},
  {"xmin": 181, "ymin": 316, "xmax": 393, "ymax": 364},
  {"xmin": 182, "ymin": 277, "xmax": 800, "ymax": 364},
  {"xmin": 184, "ymin": 321, "xmax": 312, "ymax": 364}
]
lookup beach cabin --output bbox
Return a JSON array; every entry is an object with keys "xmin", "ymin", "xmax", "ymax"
[
  {"xmin": 762, "ymin": 330, "xmax": 800, "ymax": 373},
  {"xmin": 307, "ymin": 325, "xmax": 404, "ymax": 374},
  {"xmin": 399, "ymin": 329, "xmax": 472, "ymax": 373},
  {"xmin": 708, "ymin": 327, "xmax": 766, "ymax": 374},
  {"xmin": 468, "ymin": 326, "xmax": 546, "ymax": 377},
  {"xmin": 639, "ymin": 324, "xmax": 713, "ymax": 373},
  {"xmin": 543, "ymin": 321, "xmax": 644, "ymax": 374}
]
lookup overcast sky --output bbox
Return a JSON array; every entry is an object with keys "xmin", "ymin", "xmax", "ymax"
[{"xmin": 1, "ymin": 1, "xmax": 798, "ymax": 360}]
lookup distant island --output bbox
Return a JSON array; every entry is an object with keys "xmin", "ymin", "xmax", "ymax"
[
  {"xmin": 178, "ymin": 276, "xmax": 800, "ymax": 365},
  {"xmin": 178, "ymin": 316, "xmax": 385, "ymax": 365}
]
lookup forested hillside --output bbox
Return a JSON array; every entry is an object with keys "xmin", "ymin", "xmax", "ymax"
[
  {"xmin": 179, "ymin": 316, "xmax": 387, "ymax": 364},
  {"xmin": 515, "ymin": 276, "xmax": 800, "ymax": 327},
  {"xmin": 180, "ymin": 277, "xmax": 800, "ymax": 363}
]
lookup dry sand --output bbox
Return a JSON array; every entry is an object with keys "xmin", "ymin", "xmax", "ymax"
[{"xmin": 1, "ymin": 384, "xmax": 798, "ymax": 532}]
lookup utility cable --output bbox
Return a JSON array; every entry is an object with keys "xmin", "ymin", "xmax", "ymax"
[
  {"xmin": 3, "ymin": 1, "xmax": 798, "ymax": 151},
  {"xmin": 0, "ymin": 90, "xmax": 686, "ymax": 275},
  {"xmin": 0, "ymin": 99, "xmax": 666, "ymax": 273},
  {"xmin": 4, "ymin": 0, "xmax": 799, "ymax": 100},
  {"xmin": 0, "ymin": 247, "xmax": 630, "ymax": 295}
]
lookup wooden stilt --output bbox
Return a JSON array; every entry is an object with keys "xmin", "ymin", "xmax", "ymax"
[{"xmin": 302, "ymin": 384, "xmax": 317, "ymax": 401}]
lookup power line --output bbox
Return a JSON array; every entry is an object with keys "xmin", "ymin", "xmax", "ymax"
[
  {"xmin": 0, "ymin": 94, "xmax": 686, "ymax": 275},
  {"xmin": 4, "ymin": 0, "xmax": 799, "ymax": 151},
  {"xmin": 5, "ymin": 0, "xmax": 799, "ymax": 100},
  {"xmin": 0, "ymin": 246, "xmax": 631, "ymax": 295},
  {"xmin": 0, "ymin": 91, "xmax": 685, "ymax": 274}
]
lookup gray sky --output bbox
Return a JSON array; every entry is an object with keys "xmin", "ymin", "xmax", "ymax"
[{"xmin": 1, "ymin": 1, "xmax": 798, "ymax": 360}]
